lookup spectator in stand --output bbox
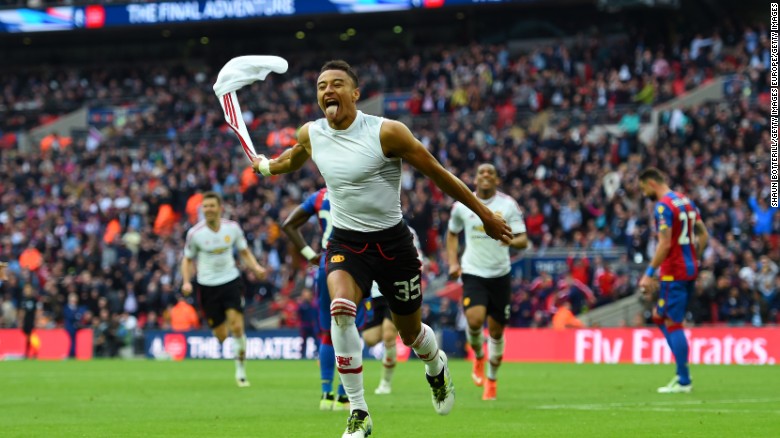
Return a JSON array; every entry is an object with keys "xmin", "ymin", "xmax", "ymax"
[
  {"xmin": 509, "ymin": 289, "xmax": 533, "ymax": 328},
  {"xmin": 548, "ymin": 272, "xmax": 596, "ymax": 316},
  {"xmin": 63, "ymin": 293, "xmax": 87, "ymax": 358},
  {"xmin": 523, "ymin": 200, "xmax": 546, "ymax": 247},
  {"xmin": 271, "ymin": 294, "xmax": 299, "ymax": 328},
  {"xmin": 170, "ymin": 294, "xmax": 200, "ymax": 332},
  {"xmin": 756, "ymin": 256, "xmax": 778, "ymax": 309},
  {"xmin": 567, "ymin": 253, "xmax": 592, "ymax": 286},
  {"xmin": 552, "ymin": 299, "xmax": 584, "ymax": 330},
  {"xmin": 528, "ymin": 270, "xmax": 556, "ymax": 302},
  {"xmin": 748, "ymin": 196, "xmax": 778, "ymax": 235},
  {"xmin": 0, "ymin": 18, "xmax": 772, "ymax": 337},
  {"xmin": 435, "ymin": 297, "xmax": 458, "ymax": 331},
  {"xmin": 590, "ymin": 230, "xmax": 614, "ymax": 252},
  {"xmin": 720, "ymin": 287, "xmax": 749, "ymax": 326},
  {"xmin": 593, "ymin": 256, "xmax": 618, "ymax": 305}
]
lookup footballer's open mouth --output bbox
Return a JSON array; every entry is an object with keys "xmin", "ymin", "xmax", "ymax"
[{"xmin": 324, "ymin": 98, "xmax": 339, "ymax": 117}]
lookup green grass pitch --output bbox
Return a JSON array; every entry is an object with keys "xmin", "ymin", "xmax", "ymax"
[{"xmin": 1, "ymin": 359, "xmax": 777, "ymax": 437}]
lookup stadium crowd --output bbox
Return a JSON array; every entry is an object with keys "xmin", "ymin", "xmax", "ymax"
[{"xmin": 0, "ymin": 19, "xmax": 776, "ymax": 357}]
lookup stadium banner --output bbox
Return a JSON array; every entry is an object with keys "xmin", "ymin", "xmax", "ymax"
[
  {"xmin": 383, "ymin": 92, "xmax": 412, "ymax": 116},
  {"xmin": 145, "ymin": 329, "xmax": 467, "ymax": 360},
  {"xmin": 487, "ymin": 328, "xmax": 780, "ymax": 365},
  {"xmin": 146, "ymin": 329, "xmax": 327, "ymax": 360},
  {"xmin": 510, "ymin": 252, "xmax": 622, "ymax": 280},
  {"xmin": 0, "ymin": 0, "xmax": 522, "ymax": 33},
  {"xmin": 0, "ymin": 329, "xmax": 93, "ymax": 360}
]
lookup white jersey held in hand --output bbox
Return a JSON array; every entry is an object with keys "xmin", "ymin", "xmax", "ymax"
[
  {"xmin": 183, "ymin": 219, "xmax": 248, "ymax": 286},
  {"xmin": 448, "ymin": 192, "xmax": 526, "ymax": 278}
]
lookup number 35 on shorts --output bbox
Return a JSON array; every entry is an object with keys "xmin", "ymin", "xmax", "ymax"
[{"xmin": 394, "ymin": 274, "xmax": 421, "ymax": 302}]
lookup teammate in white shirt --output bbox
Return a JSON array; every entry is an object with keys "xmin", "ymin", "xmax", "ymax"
[
  {"xmin": 180, "ymin": 192, "xmax": 266, "ymax": 387},
  {"xmin": 252, "ymin": 60, "xmax": 512, "ymax": 438},
  {"xmin": 447, "ymin": 163, "xmax": 528, "ymax": 401}
]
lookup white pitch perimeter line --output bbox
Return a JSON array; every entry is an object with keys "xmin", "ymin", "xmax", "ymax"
[
  {"xmin": 631, "ymin": 408, "xmax": 780, "ymax": 414},
  {"xmin": 536, "ymin": 398, "xmax": 780, "ymax": 410}
]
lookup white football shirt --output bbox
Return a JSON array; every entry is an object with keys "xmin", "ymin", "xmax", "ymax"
[
  {"xmin": 448, "ymin": 192, "xmax": 526, "ymax": 278},
  {"xmin": 309, "ymin": 111, "xmax": 402, "ymax": 232},
  {"xmin": 183, "ymin": 219, "xmax": 248, "ymax": 286}
]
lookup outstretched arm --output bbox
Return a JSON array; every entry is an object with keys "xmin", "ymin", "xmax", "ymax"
[
  {"xmin": 748, "ymin": 196, "xmax": 759, "ymax": 212},
  {"xmin": 252, "ymin": 123, "xmax": 312, "ymax": 175},
  {"xmin": 380, "ymin": 120, "xmax": 512, "ymax": 243}
]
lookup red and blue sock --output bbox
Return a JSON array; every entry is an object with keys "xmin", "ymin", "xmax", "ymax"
[
  {"xmin": 319, "ymin": 332, "xmax": 335, "ymax": 394},
  {"xmin": 667, "ymin": 324, "xmax": 691, "ymax": 386}
]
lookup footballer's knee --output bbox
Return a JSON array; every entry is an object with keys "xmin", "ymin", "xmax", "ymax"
[
  {"xmin": 330, "ymin": 298, "xmax": 357, "ymax": 326},
  {"xmin": 488, "ymin": 327, "xmax": 504, "ymax": 340},
  {"xmin": 382, "ymin": 328, "xmax": 397, "ymax": 346},
  {"xmin": 468, "ymin": 318, "xmax": 485, "ymax": 331},
  {"xmin": 399, "ymin": 330, "xmax": 419, "ymax": 347},
  {"xmin": 212, "ymin": 325, "xmax": 228, "ymax": 342}
]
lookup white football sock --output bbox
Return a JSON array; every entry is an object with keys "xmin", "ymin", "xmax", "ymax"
[
  {"xmin": 381, "ymin": 343, "xmax": 397, "ymax": 383},
  {"xmin": 467, "ymin": 326, "xmax": 485, "ymax": 359},
  {"xmin": 487, "ymin": 335, "xmax": 505, "ymax": 381},
  {"xmin": 331, "ymin": 298, "xmax": 367, "ymax": 412},
  {"xmin": 410, "ymin": 324, "xmax": 443, "ymax": 376}
]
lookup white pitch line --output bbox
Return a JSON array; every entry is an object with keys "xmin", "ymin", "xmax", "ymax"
[
  {"xmin": 535, "ymin": 398, "xmax": 780, "ymax": 410},
  {"xmin": 632, "ymin": 407, "xmax": 780, "ymax": 414},
  {"xmin": 537, "ymin": 406, "xmax": 780, "ymax": 414}
]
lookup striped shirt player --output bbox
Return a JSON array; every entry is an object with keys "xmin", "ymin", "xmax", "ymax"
[
  {"xmin": 654, "ymin": 192, "xmax": 701, "ymax": 282},
  {"xmin": 299, "ymin": 188, "xmax": 369, "ymax": 333},
  {"xmin": 638, "ymin": 168, "xmax": 709, "ymax": 394},
  {"xmin": 253, "ymin": 60, "xmax": 512, "ymax": 437},
  {"xmin": 447, "ymin": 163, "xmax": 528, "ymax": 401},
  {"xmin": 181, "ymin": 192, "xmax": 266, "ymax": 388}
]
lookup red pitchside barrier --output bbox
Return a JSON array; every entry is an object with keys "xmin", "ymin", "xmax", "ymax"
[
  {"xmin": 0, "ymin": 329, "xmax": 93, "ymax": 360},
  {"xmin": 479, "ymin": 327, "xmax": 780, "ymax": 364},
  {"xmin": 3, "ymin": 327, "xmax": 778, "ymax": 364}
]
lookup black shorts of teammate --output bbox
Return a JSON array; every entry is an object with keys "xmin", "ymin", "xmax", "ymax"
[
  {"xmin": 326, "ymin": 221, "xmax": 422, "ymax": 316},
  {"xmin": 197, "ymin": 277, "xmax": 245, "ymax": 329},
  {"xmin": 461, "ymin": 273, "xmax": 512, "ymax": 325},
  {"xmin": 364, "ymin": 295, "xmax": 393, "ymax": 330}
]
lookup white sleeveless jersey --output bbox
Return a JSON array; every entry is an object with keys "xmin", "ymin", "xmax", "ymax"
[
  {"xmin": 183, "ymin": 219, "xmax": 248, "ymax": 286},
  {"xmin": 370, "ymin": 226, "xmax": 424, "ymax": 298},
  {"xmin": 448, "ymin": 192, "xmax": 526, "ymax": 278},
  {"xmin": 309, "ymin": 111, "xmax": 402, "ymax": 232}
]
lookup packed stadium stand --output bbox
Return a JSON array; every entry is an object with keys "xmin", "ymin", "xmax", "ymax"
[{"xmin": 0, "ymin": 0, "xmax": 773, "ymax": 358}]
